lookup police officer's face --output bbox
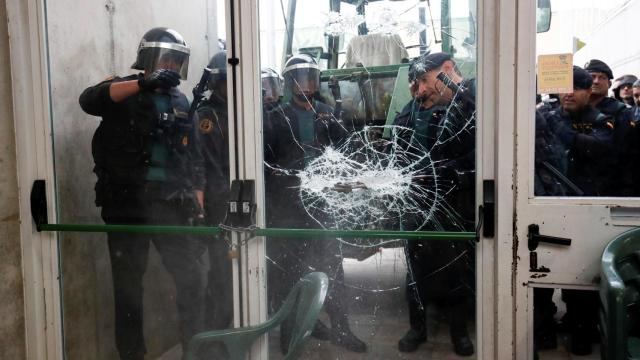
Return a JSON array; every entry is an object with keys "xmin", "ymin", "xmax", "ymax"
[
  {"xmin": 589, "ymin": 72, "xmax": 610, "ymax": 96},
  {"xmin": 155, "ymin": 52, "xmax": 184, "ymax": 74},
  {"xmin": 633, "ymin": 87, "xmax": 640, "ymax": 106},
  {"xmin": 619, "ymin": 84, "xmax": 633, "ymax": 101},
  {"xmin": 560, "ymin": 88, "xmax": 591, "ymax": 112},
  {"xmin": 292, "ymin": 76, "xmax": 318, "ymax": 97},
  {"xmin": 416, "ymin": 70, "xmax": 453, "ymax": 107},
  {"xmin": 262, "ymin": 78, "xmax": 281, "ymax": 105}
]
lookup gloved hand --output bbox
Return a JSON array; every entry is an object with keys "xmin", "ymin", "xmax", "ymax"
[{"xmin": 138, "ymin": 69, "xmax": 181, "ymax": 91}]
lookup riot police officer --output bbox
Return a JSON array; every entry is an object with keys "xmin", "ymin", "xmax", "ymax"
[
  {"xmin": 393, "ymin": 52, "xmax": 475, "ymax": 356},
  {"xmin": 584, "ymin": 59, "xmax": 634, "ymax": 196},
  {"xmin": 197, "ymin": 50, "xmax": 233, "ymax": 332},
  {"xmin": 262, "ymin": 67, "xmax": 283, "ymax": 110},
  {"xmin": 262, "ymin": 67, "xmax": 283, "ymax": 187},
  {"xmin": 612, "ymin": 74, "xmax": 638, "ymax": 106},
  {"xmin": 542, "ymin": 66, "xmax": 615, "ymax": 196},
  {"xmin": 79, "ymin": 27, "xmax": 206, "ymax": 360},
  {"xmin": 264, "ymin": 54, "xmax": 367, "ymax": 353}
]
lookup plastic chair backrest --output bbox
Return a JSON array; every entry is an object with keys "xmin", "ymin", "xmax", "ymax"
[
  {"xmin": 185, "ymin": 271, "xmax": 328, "ymax": 360},
  {"xmin": 600, "ymin": 228, "xmax": 640, "ymax": 360}
]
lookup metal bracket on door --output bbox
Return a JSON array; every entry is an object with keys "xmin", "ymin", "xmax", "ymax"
[
  {"xmin": 528, "ymin": 224, "xmax": 572, "ymax": 272},
  {"xmin": 30, "ymin": 180, "xmax": 48, "ymax": 231}
]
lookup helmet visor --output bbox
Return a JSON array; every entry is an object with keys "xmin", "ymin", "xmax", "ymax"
[
  {"xmin": 283, "ymin": 64, "xmax": 320, "ymax": 94},
  {"xmin": 262, "ymin": 75, "xmax": 283, "ymax": 101},
  {"xmin": 142, "ymin": 46, "xmax": 190, "ymax": 80},
  {"xmin": 285, "ymin": 68, "xmax": 320, "ymax": 94},
  {"xmin": 207, "ymin": 68, "xmax": 227, "ymax": 90}
]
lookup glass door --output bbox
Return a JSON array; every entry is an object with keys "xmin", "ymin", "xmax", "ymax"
[
  {"xmin": 42, "ymin": 0, "xmax": 234, "ymax": 358},
  {"xmin": 256, "ymin": 0, "xmax": 481, "ymax": 358}
]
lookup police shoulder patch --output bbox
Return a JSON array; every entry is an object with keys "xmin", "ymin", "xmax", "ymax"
[{"xmin": 199, "ymin": 118, "xmax": 214, "ymax": 134}]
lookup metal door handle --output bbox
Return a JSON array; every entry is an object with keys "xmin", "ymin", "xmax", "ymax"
[{"xmin": 528, "ymin": 224, "xmax": 571, "ymax": 251}]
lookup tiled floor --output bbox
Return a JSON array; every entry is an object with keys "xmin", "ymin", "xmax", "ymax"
[
  {"xmin": 159, "ymin": 248, "xmax": 601, "ymax": 359},
  {"xmin": 266, "ymin": 248, "xmax": 477, "ymax": 360}
]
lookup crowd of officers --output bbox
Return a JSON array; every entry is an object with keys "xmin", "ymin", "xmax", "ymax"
[
  {"xmin": 535, "ymin": 60, "xmax": 640, "ymax": 198},
  {"xmin": 263, "ymin": 51, "xmax": 478, "ymax": 357},
  {"xmin": 534, "ymin": 60, "xmax": 640, "ymax": 358},
  {"xmin": 80, "ymin": 26, "xmax": 482, "ymax": 359}
]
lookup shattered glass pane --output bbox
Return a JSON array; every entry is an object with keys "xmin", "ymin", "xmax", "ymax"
[
  {"xmin": 324, "ymin": 11, "xmax": 365, "ymax": 37},
  {"xmin": 260, "ymin": 0, "xmax": 477, "ymax": 358}
]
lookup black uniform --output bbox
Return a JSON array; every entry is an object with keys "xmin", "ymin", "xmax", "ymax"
[
  {"xmin": 196, "ymin": 97, "xmax": 233, "ymax": 331},
  {"xmin": 534, "ymin": 110, "xmax": 570, "ymax": 196},
  {"xmin": 393, "ymin": 80, "xmax": 476, "ymax": 346},
  {"xmin": 80, "ymin": 74, "xmax": 206, "ymax": 360},
  {"xmin": 593, "ymin": 97, "xmax": 634, "ymax": 195},
  {"xmin": 543, "ymin": 106, "xmax": 614, "ymax": 196}
]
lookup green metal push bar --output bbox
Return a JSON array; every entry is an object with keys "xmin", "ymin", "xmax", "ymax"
[{"xmin": 37, "ymin": 223, "xmax": 475, "ymax": 241}]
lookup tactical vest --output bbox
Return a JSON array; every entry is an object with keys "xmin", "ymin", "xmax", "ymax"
[{"xmin": 92, "ymin": 87, "xmax": 192, "ymax": 205}]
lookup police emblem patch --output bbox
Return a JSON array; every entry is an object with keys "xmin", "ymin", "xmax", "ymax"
[{"xmin": 199, "ymin": 118, "xmax": 214, "ymax": 134}]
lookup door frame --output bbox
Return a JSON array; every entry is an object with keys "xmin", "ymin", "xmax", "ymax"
[
  {"xmin": 7, "ymin": 0, "xmax": 521, "ymax": 358},
  {"xmin": 6, "ymin": 0, "xmax": 63, "ymax": 359}
]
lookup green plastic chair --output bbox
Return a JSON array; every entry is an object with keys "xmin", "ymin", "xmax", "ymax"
[
  {"xmin": 185, "ymin": 271, "xmax": 329, "ymax": 360},
  {"xmin": 599, "ymin": 228, "xmax": 640, "ymax": 360}
]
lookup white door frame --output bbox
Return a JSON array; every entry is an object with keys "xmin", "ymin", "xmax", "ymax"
[
  {"xmin": 6, "ymin": 0, "xmax": 63, "ymax": 359},
  {"xmin": 8, "ymin": 0, "xmax": 522, "ymax": 358}
]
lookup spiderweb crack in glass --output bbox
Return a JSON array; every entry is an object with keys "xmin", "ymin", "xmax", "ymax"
[
  {"xmin": 324, "ymin": 11, "xmax": 365, "ymax": 37},
  {"xmin": 298, "ymin": 126, "xmax": 439, "ymax": 232},
  {"xmin": 266, "ymin": 121, "xmax": 476, "ymax": 244},
  {"xmin": 323, "ymin": 8, "xmax": 426, "ymax": 37}
]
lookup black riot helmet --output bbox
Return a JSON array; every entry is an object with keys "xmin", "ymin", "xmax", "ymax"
[
  {"xmin": 261, "ymin": 67, "xmax": 283, "ymax": 105},
  {"xmin": 207, "ymin": 50, "xmax": 227, "ymax": 90},
  {"xmin": 132, "ymin": 27, "xmax": 190, "ymax": 79},
  {"xmin": 282, "ymin": 53, "xmax": 320, "ymax": 99}
]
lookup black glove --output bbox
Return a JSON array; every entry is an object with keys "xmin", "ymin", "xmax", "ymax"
[{"xmin": 138, "ymin": 69, "xmax": 181, "ymax": 91}]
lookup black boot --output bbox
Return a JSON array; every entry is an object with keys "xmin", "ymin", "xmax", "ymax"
[
  {"xmin": 398, "ymin": 327, "xmax": 427, "ymax": 352},
  {"xmin": 451, "ymin": 332, "xmax": 474, "ymax": 357},
  {"xmin": 450, "ymin": 302, "xmax": 474, "ymax": 356},
  {"xmin": 311, "ymin": 320, "xmax": 331, "ymax": 341},
  {"xmin": 330, "ymin": 317, "xmax": 367, "ymax": 353}
]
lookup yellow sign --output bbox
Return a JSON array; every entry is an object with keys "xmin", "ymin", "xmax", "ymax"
[{"xmin": 537, "ymin": 53, "xmax": 573, "ymax": 94}]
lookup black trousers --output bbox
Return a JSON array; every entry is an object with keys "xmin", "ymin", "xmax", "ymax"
[
  {"xmin": 204, "ymin": 233, "xmax": 233, "ymax": 330},
  {"xmin": 404, "ymin": 237, "xmax": 474, "ymax": 338},
  {"xmin": 562, "ymin": 289, "xmax": 599, "ymax": 337},
  {"xmin": 103, "ymin": 197, "xmax": 206, "ymax": 360}
]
